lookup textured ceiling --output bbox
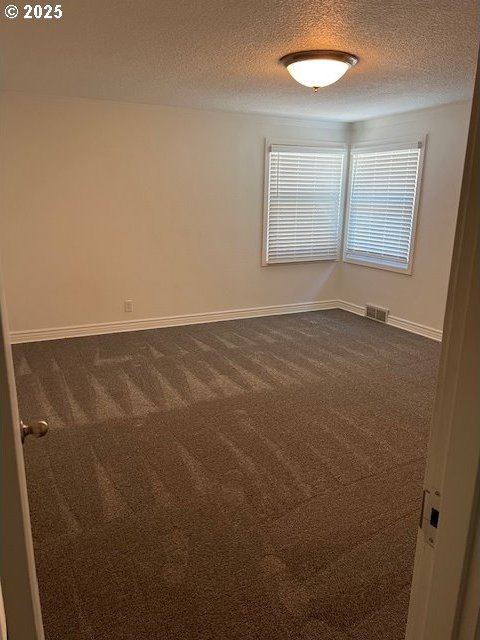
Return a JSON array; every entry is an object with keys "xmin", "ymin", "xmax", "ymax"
[{"xmin": 1, "ymin": 0, "xmax": 479, "ymax": 120}]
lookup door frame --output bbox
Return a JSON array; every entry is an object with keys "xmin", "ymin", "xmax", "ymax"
[
  {"xmin": 405, "ymin": 48, "xmax": 480, "ymax": 640},
  {"xmin": 0, "ymin": 276, "xmax": 45, "ymax": 640}
]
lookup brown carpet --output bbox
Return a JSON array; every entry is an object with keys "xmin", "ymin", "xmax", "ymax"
[{"xmin": 13, "ymin": 309, "xmax": 440, "ymax": 640}]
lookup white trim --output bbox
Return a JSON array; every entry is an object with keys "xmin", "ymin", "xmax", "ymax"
[
  {"xmin": 336, "ymin": 300, "xmax": 365, "ymax": 316},
  {"xmin": 336, "ymin": 300, "xmax": 443, "ymax": 341},
  {"xmin": 262, "ymin": 138, "xmax": 348, "ymax": 266},
  {"xmin": 342, "ymin": 135, "xmax": 427, "ymax": 276},
  {"xmin": 9, "ymin": 299, "xmax": 442, "ymax": 344},
  {"xmin": 264, "ymin": 137, "xmax": 348, "ymax": 150},
  {"xmin": 9, "ymin": 300, "xmax": 339, "ymax": 344},
  {"xmin": 342, "ymin": 255, "xmax": 414, "ymax": 275},
  {"xmin": 388, "ymin": 314, "xmax": 442, "ymax": 342},
  {"xmin": 349, "ymin": 136, "xmax": 425, "ymax": 153}
]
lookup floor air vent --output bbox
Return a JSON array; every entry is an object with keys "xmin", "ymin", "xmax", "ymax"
[{"xmin": 366, "ymin": 304, "xmax": 389, "ymax": 323}]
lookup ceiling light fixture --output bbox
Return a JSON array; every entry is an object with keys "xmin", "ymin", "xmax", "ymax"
[{"xmin": 279, "ymin": 50, "xmax": 358, "ymax": 91}]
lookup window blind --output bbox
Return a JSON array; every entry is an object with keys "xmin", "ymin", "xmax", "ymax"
[
  {"xmin": 344, "ymin": 142, "xmax": 422, "ymax": 271},
  {"xmin": 265, "ymin": 145, "xmax": 345, "ymax": 264}
]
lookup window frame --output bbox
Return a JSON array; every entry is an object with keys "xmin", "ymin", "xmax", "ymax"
[
  {"xmin": 262, "ymin": 138, "xmax": 348, "ymax": 266},
  {"xmin": 342, "ymin": 136, "xmax": 426, "ymax": 275}
]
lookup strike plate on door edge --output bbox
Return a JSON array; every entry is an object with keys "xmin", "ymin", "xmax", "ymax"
[{"xmin": 420, "ymin": 488, "xmax": 441, "ymax": 547}]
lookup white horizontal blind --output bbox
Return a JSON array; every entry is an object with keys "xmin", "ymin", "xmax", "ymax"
[
  {"xmin": 345, "ymin": 142, "xmax": 422, "ymax": 270},
  {"xmin": 265, "ymin": 145, "xmax": 345, "ymax": 263}
]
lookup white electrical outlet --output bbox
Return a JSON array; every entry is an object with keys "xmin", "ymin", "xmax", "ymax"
[{"xmin": 124, "ymin": 300, "xmax": 133, "ymax": 313}]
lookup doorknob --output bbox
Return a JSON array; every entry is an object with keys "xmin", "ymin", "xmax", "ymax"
[{"xmin": 20, "ymin": 420, "xmax": 49, "ymax": 444}]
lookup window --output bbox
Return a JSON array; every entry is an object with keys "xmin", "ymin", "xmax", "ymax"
[
  {"xmin": 344, "ymin": 140, "xmax": 424, "ymax": 273},
  {"xmin": 263, "ymin": 143, "xmax": 346, "ymax": 264}
]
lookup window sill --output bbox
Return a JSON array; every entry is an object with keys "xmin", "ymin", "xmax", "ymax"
[
  {"xmin": 263, "ymin": 257, "xmax": 339, "ymax": 266},
  {"xmin": 342, "ymin": 256, "xmax": 412, "ymax": 275}
]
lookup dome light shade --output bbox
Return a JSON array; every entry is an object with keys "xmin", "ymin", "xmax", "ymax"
[{"xmin": 280, "ymin": 50, "xmax": 358, "ymax": 90}]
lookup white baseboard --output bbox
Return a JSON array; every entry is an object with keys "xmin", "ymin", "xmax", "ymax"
[
  {"xmin": 336, "ymin": 300, "xmax": 443, "ymax": 341},
  {"xmin": 336, "ymin": 300, "xmax": 365, "ymax": 317},
  {"xmin": 9, "ymin": 300, "xmax": 338, "ymax": 344},
  {"xmin": 387, "ymin": 315, "xmax": 443, "ymax": 341},
  {"xmin": 9, "ymin": 298, "xmax": 443, "ymax": 344}
]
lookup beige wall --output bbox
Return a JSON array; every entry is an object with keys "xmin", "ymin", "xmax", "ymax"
[
  {"xmin": 0, "ymin": 95, "xmax": 471, "ymax": 335},
  {"xmin": 339, "ymin": 101, "xmax": 471, "ymax": 332},
  {"xmin": 0, "ymin": 94, "xmax": 345, "ymax": 333}
]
